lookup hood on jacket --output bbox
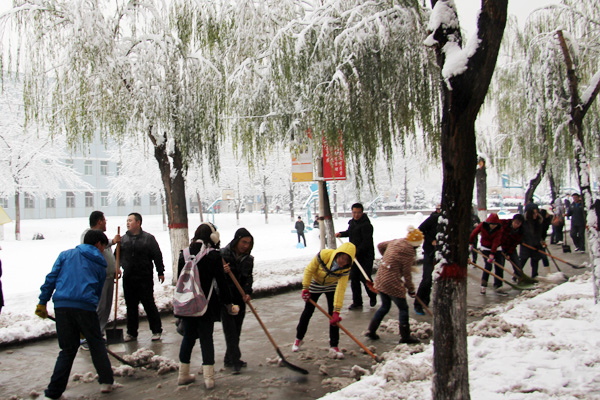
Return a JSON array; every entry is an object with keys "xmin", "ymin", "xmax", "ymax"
[
  {"xmin": 327, "ymin": 242, "xmax": 356, "ymax": 269},
  {"xmin": 77, "ymin": 244, "xmax": 107, "ymax": 268},
  {"xmin": 227, "ymin": 227, "xmax": 254, "ymax": 255},
  {"xmin": 485, "ymin": 213, "xmax": 501, "ymax": 224}
]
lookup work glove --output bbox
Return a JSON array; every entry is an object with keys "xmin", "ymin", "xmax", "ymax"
[
  {"xmin": 226, "ymin": 304, "xmax": 240, "ymax": 315},
  {"xmin": 301, "ymin": 289, "xmax": 310, "ymax": 301},
  {"xmin": 329, "ymin": 311, "xmax": 342, "ymax": 326},
  {"xmin": 35, "ymin": 304, "xmax": 48, "ymax": 319},
  {"xmin": 469, "ymin": 244, "xmax": 473, "ymax": 253},
  {"xmin": 488, "ymin": 253, "xmax": 495, "ymax": 262},
  {"xmin": 408, "ymin": 291, "xmax": 416, "ymax": 298}
]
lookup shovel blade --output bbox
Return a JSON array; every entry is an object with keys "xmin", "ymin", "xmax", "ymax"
[{"xmin": 106, "ymin": 328, "xmax": 124, "ymax": 345}]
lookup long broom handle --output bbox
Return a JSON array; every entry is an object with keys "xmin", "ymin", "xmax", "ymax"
[
  {"xmin": 415, "ymin": 295, "xmax": 433, "ymax": 317},
  {"xmin": 521, "ymin": 242, "xmax": 575, "ymax": 268},
  {"xmin": 473, "ymin": 248, "xmax": 519, "ymax": 279},
  {"xmin": 225, "ymin": 269, "xmax": 280, "ymax": 352},
  {"xmin": 112, "ymin": 227, "xmax": 120, "ymax": 329},
  {"xmin": 501, "ymin": 251, "xmax": 525, "ymax": 276},
  {"xmin": 469, "ymin": 260, "xmax": 518, "ymax": 289},
  {"xmin": 308, "ymin": 298, "xmax": 378, "ymax": 361},
  {"xmin": 336, "ymin": 237, "xmax": 378, "ymax": 294}
]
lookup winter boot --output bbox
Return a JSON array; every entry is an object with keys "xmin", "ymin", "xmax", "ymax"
[
  {"xmin": 365, "ymin": 320, "xmax": 380, "ymax": 340},
  {"xmin": 203, "ymin": 365, "xmax": 215, "ymax": 389},
  {"xmin": 399, "ymin": 323, "xmax": 420, "ymax": 344},
  {"xmin": 177, "ymin": 363, "xmax": 196, "ymax": 385}
]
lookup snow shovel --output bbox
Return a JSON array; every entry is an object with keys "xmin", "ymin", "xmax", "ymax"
[
  {"xmin": 468, "ymin": 260, "xmax": 535, "ymax": 290},
  {"xmin": 47, "ymin": 315, "xmax": 149, "ymax": 367},
  {"xmin": 522, "ymin": 243, "xmax": 585, "ymax": 269},
  {"xmin": 336, "ymin": 237, "xmax": 378, "ymax": 294},
  {"xmin": 106, "ymin": 227, "xmax": 124, "ymax": 345},
  {"xmin": 226, "ymin": 270, "xmax": 308, "ymax": 375},
  {"xmin": 473, "ymin": 248, "xmax": 538, "ymax": 285},
  {"xmin": 308, "ymin": 298, "xmax": 381, "ymax": 362}
]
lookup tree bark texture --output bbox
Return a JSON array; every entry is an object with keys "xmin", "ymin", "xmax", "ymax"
[
  {"xmin": 14, "ymin": 191, "xmax": 21, "ymax": 241},
  {"xmin": 524, "ymin": 157, "xmax": 547, "ymax": 205},
  {"xmin": 556, "ymin": 30, "xmax": 600, "ymax": 303},
  {"xmin": 149, "ymin": 130, "xmax": 190, "ymax": 285},
  {"xmin": 475, "ymin": 158, "xmax": 487, "ymax": 221},
  {"xmin": 429, "ymin": 1, "xmax": 508, "ymax": 398}
]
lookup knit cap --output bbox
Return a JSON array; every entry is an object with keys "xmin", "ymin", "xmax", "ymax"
[{"xmin": 406, "ymin": 225, "xmax": 424, "ymax": 247}]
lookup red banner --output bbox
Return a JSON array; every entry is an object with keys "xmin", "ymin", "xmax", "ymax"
[{"xmin": 322, "ymin": 135, "xmax": 346, "ymax": 181}]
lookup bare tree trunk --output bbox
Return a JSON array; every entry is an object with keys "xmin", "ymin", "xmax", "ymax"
[
  {"xmin": 548, "ymin": 169, "xmax": 559, "ymax": 204},
  {"xmin": 263, "ymin": 176, "xmax": 269, "ymax": 225},
  {"xmin": 317, "ymin": 158, "xmax": 336, "ymax": 249},
  {"xmin": 196, "ymin": 191, "xmax": 204, "ymax": 223},
  {"xmin": 475, "ymin": 157, "xmax": 487, "ymax": 221},
  {"xmin": 524, "ymin": 157, "xmax": 547, "ymax": 205},
  {"xmin": 429, "ymin": 1, "xmax": 507, "ymax": 398},
  {"xmin": 14, "ymin": 191, "xmax": 21, "ymax": 241},
  {"xmin": 149, "ymin": 131, "xmax": 189, "ymax": 285},
  {"xmin": 556, "ymin": 30, "xmax": 600, "ymax": 302}
]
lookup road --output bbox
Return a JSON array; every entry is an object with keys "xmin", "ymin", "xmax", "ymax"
[{"xmin": 0, "ymin": 244, "xmax": 588, "ymax": 400}]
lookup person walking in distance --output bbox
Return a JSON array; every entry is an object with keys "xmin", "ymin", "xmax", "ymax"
[
  {"xmin": 295, "ymin": 216, "xmax": 306, "ymax": 247},
  {"xmin": 292, "ymin": 242, "xmax": 356, "ymax": 359},
  {"xmin": 365, "ymin": 226, "xmax": 424, "ymax": 344},
  {"xmin": 220, "ymin": 228, "xmax": 254, "ymax": 374},
  {"xmin": 119, "ymin": 212, "xmax": 165, "ymax": 342},
  {"xmin": 567, "ymin": 193, "xmax": 586, "ymax": 252},
  {"xmin": 36, "ymin": 230, "xmax": 117, "ymax": 399},
  {"xmin": 335, "ymin": 203, "xmax": 377, "ymax": 309},
  {"xmin": 80, "ymin": 211, "xmax": 121, "ymax": 348},
  {"xmin": 519, "ymin": 204, "xmax": 545, "ymax": 278},
  {"xmin": 414, "ymin": 204, "xmax": 440, "ymax": 315}
]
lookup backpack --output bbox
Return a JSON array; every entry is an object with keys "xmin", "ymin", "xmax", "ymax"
[{"xmin": 173, "ymin": 246, "xmax": 215, "ymax": 317}]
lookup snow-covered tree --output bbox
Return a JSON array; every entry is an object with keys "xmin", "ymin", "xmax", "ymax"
[
  {"xmin": 425, "ymin": 1, "xmax": 508, "ymax": 397},
  {"xmin": 0, "ymin": 77, "xmax": 90, "ymax": 240},
  {"xmin": 413, "ymin": 186, "xmax": 427, "ymax": 209}
]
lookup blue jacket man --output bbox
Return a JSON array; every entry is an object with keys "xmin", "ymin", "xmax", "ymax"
[{"xmin": 36, "ymin": 229, "xmax": 115, "ymax": 399}]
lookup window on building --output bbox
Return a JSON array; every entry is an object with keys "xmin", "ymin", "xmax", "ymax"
[
  {"xmin": 101, "ymin": 192, "xmax": 109, "ymax": 207},
  {"xmin": 85, "ymin": 192, "xmax": 94, "ymax": 207},
  {"xmin": 46, "ymin": 198, "xmax": 56, "ymax": 209},
  {"xmin": 0, "ymin": 197, "xmax": 8, "ymax": 208},
  {"xmin": 117, "ymin": 198, "xmax": 125, "ymax": 207},
  {"xmin": 66, "ymin": 192, "xmax": 76, "ymax": 208},
  {"xmin": 100, "ymin": 161, "xmax": 108, "ymax": 176},
  {"xmin": 65, "ymin": 159, "xmax": 74, "ymax": 169},
  {"xmin": 133, "ymin": 195, "xmax": 141, "ymax": 206},
  {"xmin": 84, "ymin": 160, "xmax": 93, "ymax": 175},
  {"xmin": 117, "ymin": 162, "xmax": 122, "ymax": 176},
  {"xmin": 24, "ymin": 193, "xmax": 35, "ymax": 209},
  {"xmin": 149, "ymin": 193, "xmax": 158, "ymax": 206}
]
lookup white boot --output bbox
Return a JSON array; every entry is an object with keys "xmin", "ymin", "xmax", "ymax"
[
  {"xmin": 203, "ymin": 365, "xmax": 215, "ymax": 389},
  {"xmin": 178, "ymin": 363, "xmax": 196, "ymax": 385}
]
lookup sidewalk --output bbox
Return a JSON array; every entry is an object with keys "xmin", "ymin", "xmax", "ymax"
[{"xmin": 0, "ymin": 244, "xmax": 589, "ymax": 400}]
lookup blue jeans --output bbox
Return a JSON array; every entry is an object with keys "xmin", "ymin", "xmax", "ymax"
[
  {"xmin": 179, "ymin": 316, "xmax": 215, "ymax": 365},
  {"xmin": 45, "ymin": 308, "xmax": 113, "ymax": 399},
  {"xmin": 368, "ymin": 293, "xmax": 409, "ymax": 334}
]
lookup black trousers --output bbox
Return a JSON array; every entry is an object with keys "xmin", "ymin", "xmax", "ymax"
[
  {"xmin": 296, "ymin": 291, "xmax": 339, "ymax": 347},
  {"xmin": 123, "ymin": 277, "xmax": 162, "ymax": 336},
  {"xmin": 350, "ymin": 259, "xmax": 376, "ymax": 306},
  {"xmin": 416, "ymin": 251, "xmax": 434, "ymax": 308},
  {"xmin": 221, "ymin": 302, "xmax": 247, "ymax": 366}
]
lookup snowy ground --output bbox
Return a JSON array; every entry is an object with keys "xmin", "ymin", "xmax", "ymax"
[
  {"xmin": 323, "ymin": 271, "xmax": 600, "ymax": 400},
  {"xmin": 1, "ymin": 212, "xmax": 599, "ymax": 399},
  {"xmin": 0, "ymin": 211, "xmax": 425, "ymax": 344}
]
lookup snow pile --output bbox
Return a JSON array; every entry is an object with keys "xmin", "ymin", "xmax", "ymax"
[{"xmin": 321, "ymin": 272, "xmax": 600, "ymax": 399}]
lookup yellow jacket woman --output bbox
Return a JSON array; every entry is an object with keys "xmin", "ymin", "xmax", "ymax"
[{"xmin": 294, "ymin": 242, "xmax": 356, "ymax": 359}]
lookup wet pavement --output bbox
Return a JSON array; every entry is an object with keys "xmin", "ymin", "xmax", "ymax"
[{"xmin": 0, "ymin": 244, "xmax": 589, "ymax": 400}]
